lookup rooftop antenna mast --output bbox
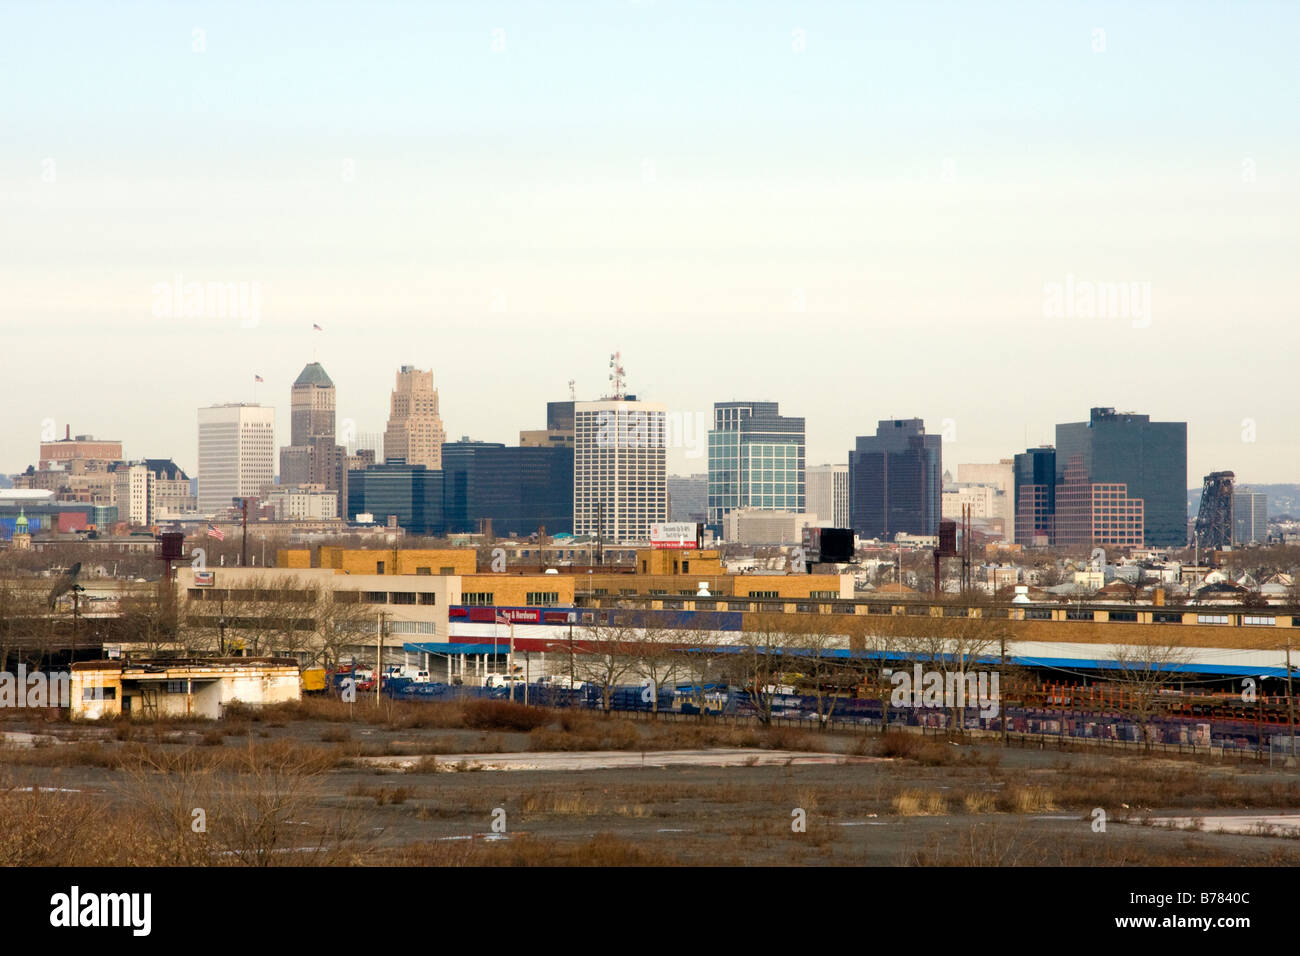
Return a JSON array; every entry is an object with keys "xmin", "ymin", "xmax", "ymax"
[
  {"xmin": 608, "ymin": 351, "xmax": 625, "ymax": 400},
  {"xmin": 568, "ymin": 379, "xmax": 576, "ymax": 401}
]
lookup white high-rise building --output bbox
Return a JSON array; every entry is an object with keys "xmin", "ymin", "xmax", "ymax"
[
  {"xmin": 806, "ymin": 464, "xmax": 849, "ymax": 527},
  {"xmin": 111, "ymin": 462, "xmax": 155, "ymax": 526},
  {"xmin": 198, "ymin": 404, "xmax": 276, "ymax": 515},
  {"xmin": 574, "ymin": 400, "xmax": 667, "ymax": 543}
]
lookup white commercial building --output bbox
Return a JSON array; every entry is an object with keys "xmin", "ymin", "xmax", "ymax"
[
  {"xmin": 266, "ymin": 484, "xmax": 339, "ymax": 521},
  {"xmin": 197, "ymin": 404, "xmax": 275, "ymax": 515},
  {"xmin": 723, "ymin": 509, "xmax": 818, "ymax": 545},
  {"xmin": 574, "ymin": 400, "xmax": 667, "ymax": 543},
  {"xmin": 806, "ymin": 464, "xmax": 849, "ymax": 527}
]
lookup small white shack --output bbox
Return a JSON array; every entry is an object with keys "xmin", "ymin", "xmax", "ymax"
[{"xmin": 70, "ymin": 658, "xmax": 301, "ymax": 720}]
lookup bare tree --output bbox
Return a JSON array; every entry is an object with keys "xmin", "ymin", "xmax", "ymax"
[
  {"xmin": 727, "ymin": 612, "xmax": 796, "ymax": 726},
  {"xmin": 628, "ymin": 613, "xmax": 682, "ymax": 718},
  {"xmin": 1111, "ymin": 635, "xmax": 1194, "ymax": 753},
  {"xmin": 571, "ymin": 617, "xmax": 640, "ymax": 713},
  {"xmin": 674, "ymin": 613, "xmax": 729, "ymax": 721}
]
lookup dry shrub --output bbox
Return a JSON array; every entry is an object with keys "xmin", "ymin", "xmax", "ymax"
[
  {"xmin": 998, "ymin": 785, "xmax": 1055, "ymax": 813},
  {"xmin": 0, "ymin": 779, "xmax": 107, "ymax": 865},
  {"xmin": 893, "ymin": 789, "xmax": 947, "ymax": 816},
  {"xmin": 762, "ymin": 726, "xmax": 818, "ymax": 752},
  {"xmin": 462, "ymin": 700, "xmax": 550, "ymax": 732},
  {"xmin": 963, "ymin": 791, "xmax": 997, "ymax": 814},
  {"xmin": 384, "ymin": 833, "xmax": 674, "ymax": 867},
  {"xmin": 522, "ymin": 790, "xmax": 601, "ymax": 816},
  {"xmin": 877, "ymin": 732, "xmax": 925, "ymax": 758},
  {"xmin": 531, "ymin": 719, "xmax": 640, "ymax": 752},
  {"xmin": 350, "ymin": 785, "xmax": 411, "ymax": 806}
]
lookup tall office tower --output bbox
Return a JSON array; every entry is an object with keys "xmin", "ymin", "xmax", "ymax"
[
  {"xmin": 442, "ymin": 439, "xmax": 574, "ymax": 536},
  {"xmin": 848, "ymin": 419, "xmax": 942, "ymax": 539},
  {"xmin": 706, "ymin": 401, "xmax": 806, "ymax": 530},
  {"xmin": 197, "ymin": 404, "xmax": 275, "ymax": 514},
  {"xmin": 1233, "ymin": 488, "xmax": 1268, "ymax": 545},
  {"xmin": 1195, "ymin": 471, "xmax": 1236, "ymax": 549},
  {"xmin": 279, "ymin": 362, "xmax": 346, "ymax": 492},
  {"xmin": 1055, "ymin": 407, "xmax": 1187, "ymax": 547},
  {"xmin": 806, "ymin": 464, "xmax": 849, "ymax": 527},
  {"xmin": 574, "ymin": 400, "xmax": 667, "ymax": 543},
  {"xmin": 1013, "ymin": 446, "xmax": 1057, "ymax": 546},
  {"xmin": 668, "ymin": 473, "xmax": 708, "ymax": 523},
  {"xmin": 383, "ymin": 365, "xmax": 447, "ymax": 469},
  {"xmin": 520, "ymin": 400, "xmax": 576, "ymax": 448},
  {"xmin": 1053, "ymin": 456, "xmax": 1144, "ymax": 549}
]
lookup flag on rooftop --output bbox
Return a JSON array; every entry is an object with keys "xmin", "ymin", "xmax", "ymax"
[
  {"xmin": 312, "ymin": 323, "xmax": 323, "ymax": 331},
  {"xmin": 254, "ymin": 374, "xmax": 264, "ymax": 383},
  {"xmin": 206, "ymin": 524, "xmax": 225, "ymax": 541}
]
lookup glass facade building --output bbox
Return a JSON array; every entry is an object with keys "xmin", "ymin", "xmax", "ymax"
[
  {"xmin": 346, "ymin": 461, "xmax": 444, "ymax": 535},
  {"xmin": 442, "ymin": 440, "xmax": 573, "ymax": 536},
  {"xmin": 1054, "ymin": 407, "xmax": 1187, "ymax": 547},
  {"xmin": 847, "ymin": 419, "xmax": 942, "ymax": 539},
  {"xmin": 1013, "ymin": 446, "xmax": 1057, "ymax": 545},
  {"xmin": 707, "ymin": 401, "xmax": 805, "ymax": 531}
]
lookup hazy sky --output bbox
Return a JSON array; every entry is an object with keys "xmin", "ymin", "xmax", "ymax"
[{"xmin": 3, "ymin": 1, "xmax": 1297, "ymax": 487}]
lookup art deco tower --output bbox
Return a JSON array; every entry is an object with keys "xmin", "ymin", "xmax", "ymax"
[{"xmin": 383, "ymin": 365, "xmax": 446, "ymax": 469}]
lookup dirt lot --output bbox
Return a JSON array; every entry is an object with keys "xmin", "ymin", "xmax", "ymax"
[{"xmin": 3, "ymin": 699, "xmax": 1299, "ymax": 866}]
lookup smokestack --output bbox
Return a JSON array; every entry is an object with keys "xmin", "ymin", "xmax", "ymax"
[{"xmin": 65, "ymin": 424, "xmax": 70, "ymax": 440}]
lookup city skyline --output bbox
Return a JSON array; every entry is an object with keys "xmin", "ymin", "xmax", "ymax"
[
  {"xmin": 3, "ymin": 2, "xmax": 1297, "ymax": 487},
  {"xmin": 4, "ymin": 349, "xmax": 1290, "ymax": 493}
]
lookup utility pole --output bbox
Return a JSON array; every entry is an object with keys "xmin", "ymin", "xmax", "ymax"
[
  {"xmin": 237, "ymin": 497, "xmax": 249, "ymax": 568},
  {"xmin": 509, "ymin": 619, "xmax": 516, "ymax": 703},
  {"xmin": 376, "ymin": 612, "xmax": 386, "ymax": 704},
  {"xmin": 1288, "ymin": 635, "xmax": 1296, "ymax": 762},
  {"xmin": 1000, "ymin": 632, "xmax": 1008, "ymax": 747}
]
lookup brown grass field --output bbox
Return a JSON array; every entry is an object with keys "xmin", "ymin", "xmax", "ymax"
[{"xmin": 3, "ymin": 698, "xmax": 1299, "ymax": 866}]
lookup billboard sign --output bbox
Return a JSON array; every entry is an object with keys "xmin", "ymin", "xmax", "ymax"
[
  {"xmin": 194, "ymin": 570, "xmax": 215, "ymax": 587},
  {"xmin": 650, "ymin": 522, "xmax": 700, "ymax": 549}
]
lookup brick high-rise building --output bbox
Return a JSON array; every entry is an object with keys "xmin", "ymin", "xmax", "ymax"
[{"xmin": 383, "ymin": 366, "xmax": 446, "ymax": 469}]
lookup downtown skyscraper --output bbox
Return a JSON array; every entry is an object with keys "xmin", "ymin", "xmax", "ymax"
[
  {"xmin": 573, "ymin": 399, "xmax": 666, "ymax": 543},
  {"xmin": 848, "ymin": 419, "xmax": 942, "ymax": 540},
  {"xmin": 279, "ymin": 362, "xmax": 345, "ymax": 493},
  {"xmin": 706, "ymin": 401, "xmax": 805, "ymax": 531},
  {"xmin": 197, "ymin": 404, "xmax": 275, "ymax": 515},
  {"xmin": 383, "ymin": 365, "xmax": 447, "ymax": 470}
]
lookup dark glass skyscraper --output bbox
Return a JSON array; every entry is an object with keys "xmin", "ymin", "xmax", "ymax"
[
  {"xmin": 346, "ymin": 461, "xmax": 444, "ymax": 535},
  {"xmin": 848, "ymin": 419, "xmax": 942, "ymax": 539},
  {"xmin": 707, "ymin": 401, "xmax": 805, "ymax": 531},
  {"xmin": 1054, "ymin": 407, "xmax": 1187, "ymax": 547},
  {"xmin": 1013, "ymin": 446, "xmax": 1056, "ymax": 545},
  {"xmin": 442, "ymin": 440, "xmax": 573, "ymax": 536}
]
